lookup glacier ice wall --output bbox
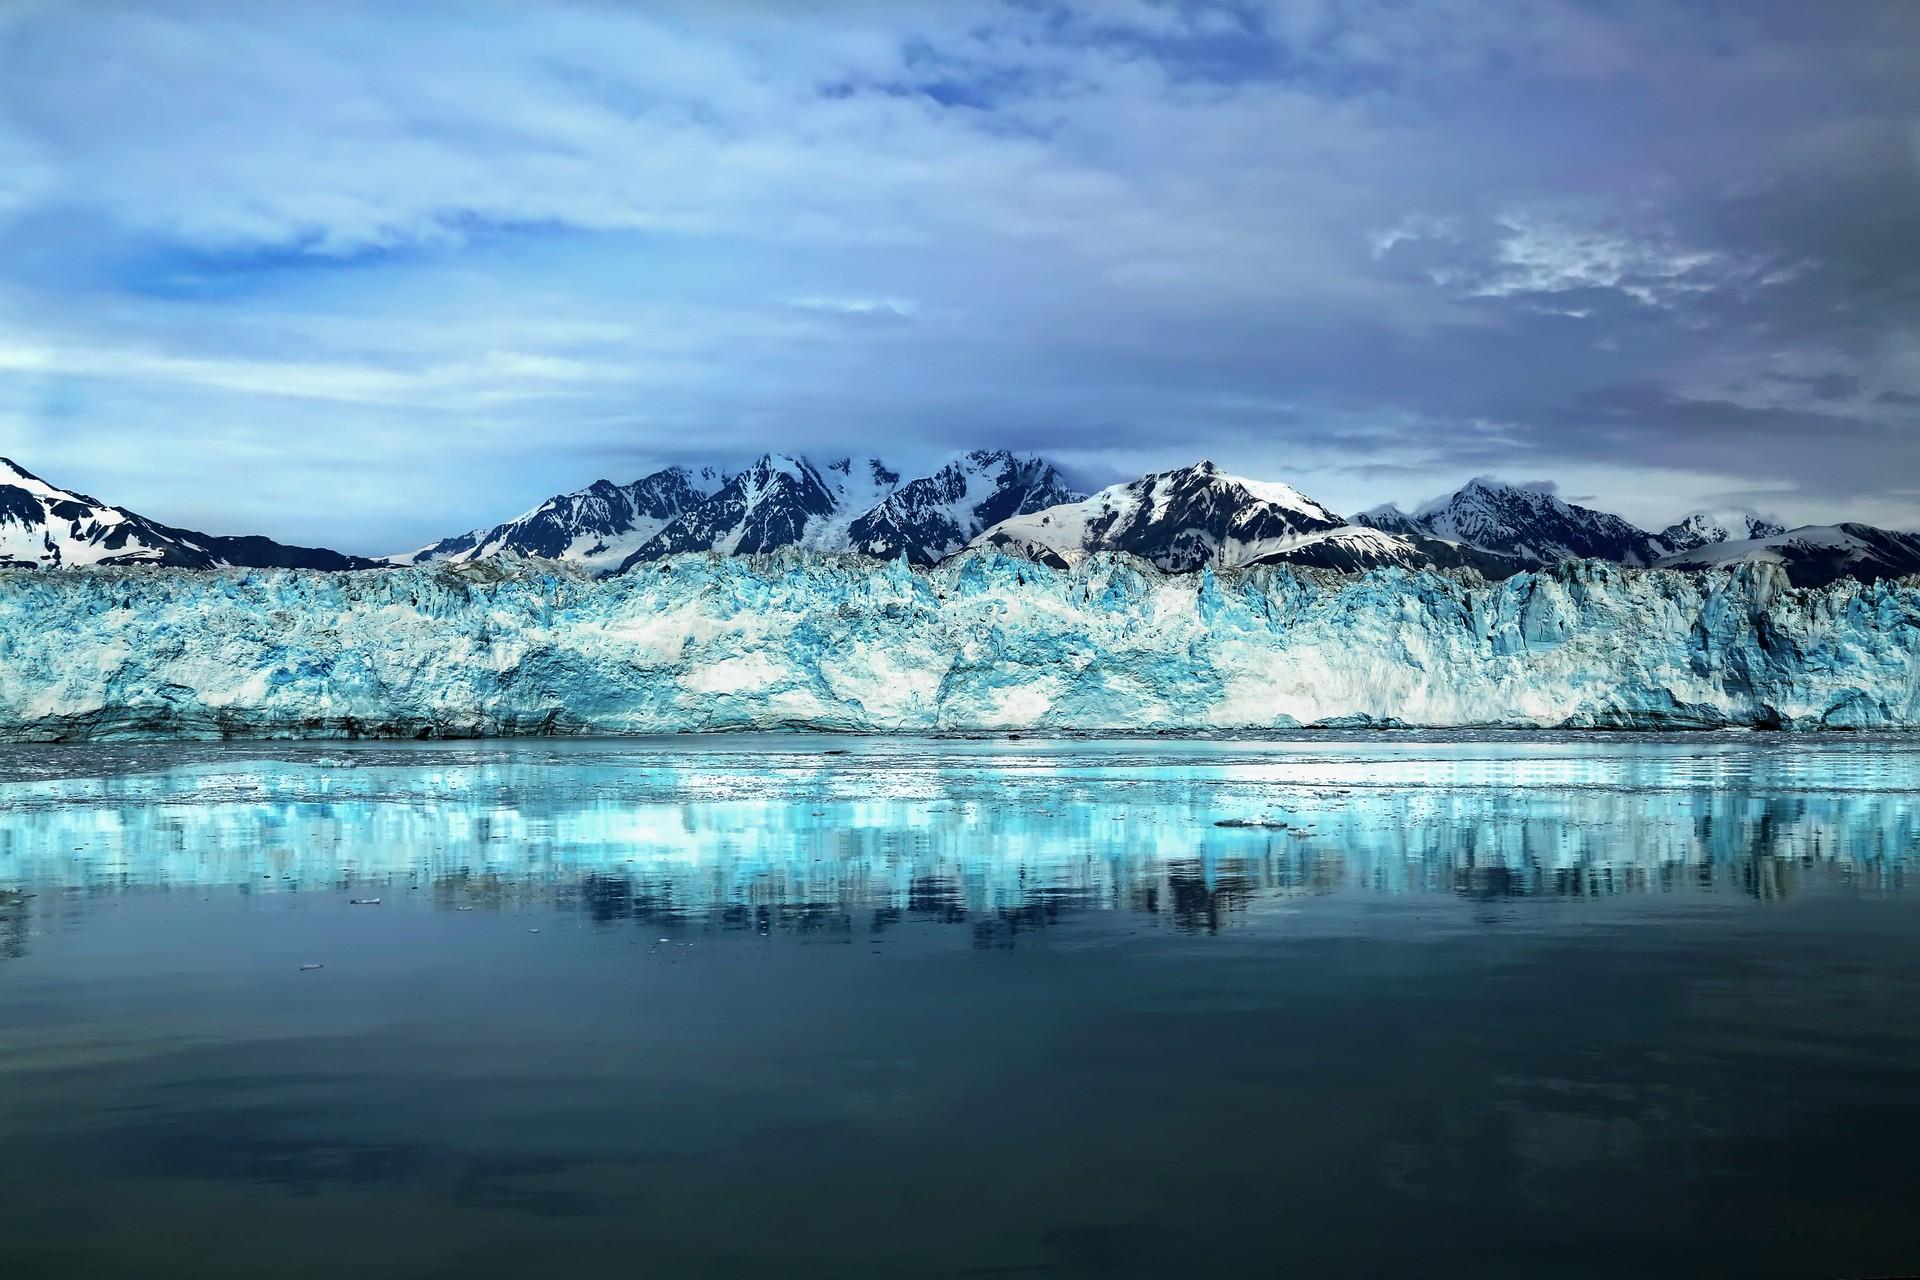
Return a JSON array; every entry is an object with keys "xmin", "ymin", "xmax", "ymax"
[{"xmin": 0, "ymin": 550, "xmax": 1915, "ymax": 739}]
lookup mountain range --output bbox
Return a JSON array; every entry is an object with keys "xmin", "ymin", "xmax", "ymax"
[
  {"xmin": 1355, "ymin": 482, "xmax": 1787, "ymax": 567},
  {"xmin": 1652, "ymin": 523, "xmax": 1920, "ymax": 588},
  {"xmin": 970, "ymin": 461, "xmax": 1527, "ymax": 577},
  {"xmin": 0, "ymin": 457, "xmax": 374, "ymax": 571},
  {"xmin": 3, "ymin": 452, "xmax": 1914, "ymax": 588},
  {"xmin": 388, "ymin": 465, "xmax": 729, "ymax": 574}
]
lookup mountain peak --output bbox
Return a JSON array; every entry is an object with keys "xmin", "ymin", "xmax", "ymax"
[
  {"xmin": 618, "ymin": 452, "xmax": 901, "ymax": 566},
  {"xmin": 1446, "ymin": 475, "xmax": 1563, "ymax": 508},
  {"xmin": 0, "ymin": 456, "xmax": 371, "ymax": 570},
  {"xmin": 1351, "ymin": 503, "xmax": 1425, "ymax": 537},
  {"xmin": 1354, "ymin": 502, "xmax": 1412, "ymax": 523},
  {"xmin": 0, "ymin": 456, "xmax": 69, "ymax": 501},
  {"xmin": 841, "ymin": 451, "xmax": 1083, "ymax": 566},
  {"xmin": 386, "ymin": 464, "xmax": 730, "ymax": 571},
  {"xmin": 748, "ymin": 452, "xmax": 810, "ymax": 478},
  {"xmin": 1401, "ymin": 478, "xmax": 1659, "ymax": 566},
  {"xmin": 970, "ymin": 461, "xmax": 1346, "ymax": 572},
  {"xmin": 1655, "ymin": 509, "xmax": 1787, "ymax": 556},
  {"xmin": 1655, "ymin": 520, "xmax": 1920, "ymax": 588}
]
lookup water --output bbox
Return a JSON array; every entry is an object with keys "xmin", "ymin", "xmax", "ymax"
[{"xmin": 2, "ymin": 733, "xmax": 1917, "ymax": 1278}]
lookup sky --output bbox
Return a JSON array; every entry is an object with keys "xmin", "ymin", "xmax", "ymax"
[{"xmin": 1, "ymin": 0, "xmax": 1917, "ymax": 555}]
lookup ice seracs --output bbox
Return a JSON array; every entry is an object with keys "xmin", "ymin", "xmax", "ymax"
[
  {"xmin": 0, "ymin": 456, "xmax": 373, "ymax": 571},
  {"xmin": 3, "ymin": 550, "xmax": 1915, "ymax": 739},
  {"xmin": 384, "ymin": 465, "xmax": 727, "ymax": 573}
]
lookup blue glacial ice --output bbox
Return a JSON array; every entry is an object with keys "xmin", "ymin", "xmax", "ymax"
[{"xmin": 0, "ymin": 549, "xmax": 1915, "ymax": 738}]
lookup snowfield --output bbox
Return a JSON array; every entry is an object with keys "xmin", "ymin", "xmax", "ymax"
[{"xmin": 0, "ymin": 549, "xmax": 1914, "ymax": 740}]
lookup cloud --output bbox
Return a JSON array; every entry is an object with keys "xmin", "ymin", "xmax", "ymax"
[
  {"xmin": 0, "ymin": 0, "xmax": 1916, "ymax": 550},
  {"xmin": 783, "ymin": 295, "xmax": 919, "ymax": 320}
]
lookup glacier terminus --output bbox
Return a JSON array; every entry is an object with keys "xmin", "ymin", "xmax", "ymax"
[{"xmin": 2, "ymin": 549, "xmax": 1914, "ymax": 740}]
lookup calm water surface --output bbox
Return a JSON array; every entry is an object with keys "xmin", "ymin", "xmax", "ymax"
[{"xmin": 1, "ymin": 733, "xmax": 1917, "ymax": 1278}]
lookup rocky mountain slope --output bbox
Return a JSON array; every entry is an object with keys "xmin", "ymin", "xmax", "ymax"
[
  {"xmin": 0, "ymin": 457, "xmax": 373, "ymax": 571},
  {"xmin": 1355, "ymin": 478, "xmax": 1667, "ymax": 566},
  {"xmin": 4, "ymin": 449, "xmax": 1912, "ymax": 586},
  {"xmin": 974, "ymin": 462, "xmax": 1531, "ymax": 577},
  {"xmin": 386, "ymin": 466, "xmax": 727, "ymax": 574},
  {"xmin": 1655, "ymin": 523, "xmax": 1920, "ymax": 588},
  {"xmin": 845, "ymin": 450, "xmax": 1080, "ymax": 565},
  {"xmin": 971, "ymin": 461, "xmax": 1347, "ymax": 571},
  {"xmin": 615, "ymin": 454, "xmax": 901, "ymax": 566}
]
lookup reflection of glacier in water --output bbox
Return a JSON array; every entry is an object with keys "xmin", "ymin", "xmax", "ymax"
[{"xmin": 2, "ymin": 735, "xmax": 1916, "ymax": 943}]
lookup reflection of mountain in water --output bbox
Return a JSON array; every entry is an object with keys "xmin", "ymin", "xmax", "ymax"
[{"xmin": 2, "ymin": 743, "xmax": 1914, "ymax": 955}]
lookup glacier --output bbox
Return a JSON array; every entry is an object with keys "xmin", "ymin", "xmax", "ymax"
[{"xmin": 0, "ymin": 550, "xmax": 1915, "ymax": 740}]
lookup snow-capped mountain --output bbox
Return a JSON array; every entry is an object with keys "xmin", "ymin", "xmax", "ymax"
[
  {"xmin": 1355, "ymin": 478, "xmax": 1664, "ymax": 566},
  {"xmin": 969, "ymin": 461, "xmax": 1530, "ymax": 578},
  {"xmin": 843, "ymin": 450, "xmax": 1082, "ymax": 566},
  {"xmin": 617, "ymin": 454, "xmax": 902, "ymax": 569},
  {"xmin": 971, "ymin": 461, "xmax": 1352, "ymax": 572},
  {"xmin": 8, "ymin": 447, "xmax": 1912, "ymax": 587},
  {"xmin": 386, "ymin": 465, "xmax": 727, "ymax": 574},
  {"xmin": 1655, "ymin": 523, "xmax": 1920, "ymax": 588},
  {"xmin": 1360, "ymin": 487, "xmax": 1804, "ymax": 572},
  {"xmin": 1348, "ymin": 503, "xmax": 1426, "ymax": 538},
  {"xmin": 0, "ymin": 456, "xmax": 373, "ymax": 571},
  {"xmin": 1652, "ymin": 510, "xmax": 1787, "ymax": 557}
]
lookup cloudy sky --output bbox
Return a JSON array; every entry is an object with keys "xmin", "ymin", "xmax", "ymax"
[{"xmin": 1, "ymin": 0, "xmax": 1917, "ymax": 553}]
